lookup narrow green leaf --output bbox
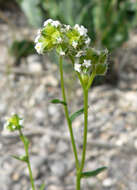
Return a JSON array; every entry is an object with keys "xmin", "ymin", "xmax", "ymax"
[
  {"xmin": 81, "ymin": 167, "xmax": 107, "ymax": 178},
  {"xmin": 70, "ymin": 108, "xmax": 84, "ymax": 123},
  {"xmin": 39, "ymin": 183, "xmax": 46, "ymax": 190},
  {"xmin": 12, "ymin": 155, "xmax": 28, "ymax": 162},
  {"xmin": 50, "ymin": 99, "xmax": 67, "ymax": 106}
]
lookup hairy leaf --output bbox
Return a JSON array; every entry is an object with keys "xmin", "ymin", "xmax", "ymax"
[
  {"xmin": 81, "ymin": 167, "xmax": 107, "ymax": 178},
  {"xmin": 50, "ymin": 99, "xmax": 67, "ymax": 106},
  {"xmin": 70, "ymin": 108, "xmax": 84, "ymax": 123},
  {"xmin": 12, "ymin": 155, "xmax": 28, "ymax": 162}
]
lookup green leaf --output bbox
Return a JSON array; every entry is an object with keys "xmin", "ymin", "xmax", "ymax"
[
  {"xmin": 12, "ymin": 155, "xmax": 28, "ymax": 162},
  {"xmin": 39, "ymin": 183, "xmax": 46, "ymax": 190},
  {"xmin": 81, "ymin": 167, "xmax": 107, "ymax": 178},
  {"xmin": 50, "ymin": 99, "xmax": 67, "ymax": 106},
  {"xmin": 70, "ymin": 108, "xmax": 84, "ymax": 123},
  {"xmin": 9, "ymin": 40, "xmax": 35, "ymax": 60},
  {"xmin": 96, "ymin": 64, "xmax": 107, "ymax": 75},
  {"xmin": 16, "ymin": 0, "xmax": 43, "ymax": 27}
]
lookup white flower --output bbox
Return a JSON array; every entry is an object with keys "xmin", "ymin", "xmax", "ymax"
[
  {"xmin": 56, "ymin": 37, "xmax": 62, "ymax": 43},
  {"xmin": 83, "ymin": 59, "xmax": 91, "ymax": 68},
  {"xmin": 61, "ymin": 28, "xmax": 66, "ymax": 33},
  {"xmin": 85, "ymin": 37, "xmax": 91, "ymax": 45},
  {"xmin": 19, "ymin": 119, "xmax": 24, "ymax": 125},
  {"xmin": 76, "ymin": 50, "xmax": 85, "ymax": 57},
  {"xmin": 65, "ymin": 25, "xmax": 71, "ymax": 31},
  {"xmin": 37, "ymin": 29, "xmax": 41, "ymax": 35},
  {"xmin": 74, "ymin": 24, "xmax": 87, "ymax": 36},
  {"xmin": 34, "ymin": 34, "xmax": 41, "ymax": 43},
  {"xmin": 72, "ymin": 41, "xmax": 78, "ymax": 48},
  {"xmin": 51, "ymin": 20, "xmax": 61, "ymax": 27},
  {"xmin": 12, "ymin": 125, "xmax": 16, "ymax": 129},
  {"xmin": 74, "ymin": 63, "xmax": 81, "ymax": 72},
  {"xmin": 60, "ymin": 51, "xmax": 65, "ymax": 56},
  {"xmin": 43, "ymin": 19, "xmax": 53, "ymax": 26},
  {"xmin": 35, "ymin": 42, "xmax": 43, "ymax": 54},
  {"xmin": 74, "ymin": 60, "xmax": 81, "ymax": 72}
]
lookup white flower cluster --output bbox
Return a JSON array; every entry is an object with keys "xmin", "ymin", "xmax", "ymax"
[
  {"xmin": 34, "ymin": 19, "xmax": 91, "ymax": 56},
  {"xmin": 74, "ymin": 24, "xmax": 88, "ymax": 36},
  {"xmin": 34, "ymin": 19, "xmax": 62, "ymax": 54},
  {"xmin": 74, "ymin": 59, "xmax": 91, "ymax": 73},
  {"xmin": 34, "ymin": 19, "xmax": 93, "ymax": 72}
]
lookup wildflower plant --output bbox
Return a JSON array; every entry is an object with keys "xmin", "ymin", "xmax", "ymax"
[
  {"xmin": 34, "ymin": 19, "xmax": 108, "ymax": 189},
  {"xmin": 4, "ymin": 113, "xmax": 45, "ymax": 190},
  {"xmin": 4, "ymin": 19, "xmax": 108, "ymax": 190}
]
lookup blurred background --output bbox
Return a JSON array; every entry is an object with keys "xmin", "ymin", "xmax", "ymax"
[{"xmin": 0, "ymin": 0, "xmax": 137, "ymax": 190}]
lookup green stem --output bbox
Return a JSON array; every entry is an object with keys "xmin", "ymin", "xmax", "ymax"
[
  {"xmin": 76, "ymin": 174, "xmax": 81, "ymax": 190},
  {"xmin": 19, "ymin": 130, "xmax": 36, "ymax": 190},
  {"xmin": 80, "ymin": 88, "xmax": 88, "ymax": 173},
  {"xmin": 59, "ymin": 56, "xmax": 79, "ymax": 170},
  {"xmin": 77, "ymin": 73, "xmax": 95, "ymax": 190}
]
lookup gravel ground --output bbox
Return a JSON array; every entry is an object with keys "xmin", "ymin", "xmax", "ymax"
[{"xmin": 0, "ymin": 8, "xmax": 137, "ymax": 190}]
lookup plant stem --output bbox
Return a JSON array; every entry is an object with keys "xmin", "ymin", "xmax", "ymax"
[
  {"xmin": 76, "ymin": 72, "xmax": 95, "ymax": 190},
  {"xmin": 80, "ymin": 88, "xmax": 88, "ymax": 173},
  {"xmin": 59, "ymin": 56, "xmax": 79, "ymax": 170},
  {"xmin": 76, "ymin": 174, "xmax": 81, "ymax": 190},
  {"xmin": 19, "ymin": 130, "xmax": 36, "ymax": 190}
]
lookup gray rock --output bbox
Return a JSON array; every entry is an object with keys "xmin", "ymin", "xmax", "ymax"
[
  {"xmin": 50, "ymin": 159, "xmax": 68, "ymax": 177},
  {"xmin": 47, "ymin": 185, "xmax": 64, "ymax": 190},
  {"xmin": 27, "ymin": 55, "xmax": 43, "ymax": 73},
  {"xmin": 24, "ymin": 156, "xmax": 47, "ymax": 179},
  {"xmin": 56, "ymin": 140, "xmax": 68, "ymax": 154}
]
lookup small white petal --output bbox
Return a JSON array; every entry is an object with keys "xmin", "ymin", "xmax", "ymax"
[
  {"xmin": 12, "ymin": 125, "xmax": 16, "ymax": 129},
  {"xmin": 19, "ymin": 119, "xmax": 24, "ymax": 125},
  {"xmin": 74, "ymin": 24, "xmax": 79, "ymax": 30},
  {"xmin": 61, "ymin": 28, "xmax": 66, "ymax": 33},
  {"xmin": 43, "ymin": 19, "xmax": 53, "ymax": 26},
  {"xmin": 66, "ymin": 25, "xmax": 71, "ymax": 31},
  {"xmin": 85, "ymin": 37, "xmax": 91, "ymax": 45},
  {"xmin": 83, "ymin": 59, "xmax": 91, "ymax": 68},
  {"xmin": 56, "ymin": 37, "xmax": 62, "ymax": 43},
  {"xmin": 72, "ymin": 41, "xmax": 78, "ymax": 48},
  {"xmin": 74, "ymin": 63, "xmax": 81, "ymax": 73},
  {"xmin": 51, "ymin": 20, "xmax": 61, "ymax": 27},
  {"xmin": 60, "ymin": 51, "xmax": 65, "ymax": 56},
  {"xmin": 35, "ymin": 43, "xmax": 43, "ymax": 54},
  {"xmin": 35, "ymin": 35, "xmax": 41, "ymax": 43},
  {"xmin": 37, "ymin": 29, "xmax": 41, "ymax": 35},
  {"xmin": 74, "ymin": 24, "xmax": 87, "ymax": 36}
]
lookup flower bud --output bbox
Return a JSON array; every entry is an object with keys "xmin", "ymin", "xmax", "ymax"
[{"xmin": 4, "ymin": 114, "xmax": 23, "ymax": 132}]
